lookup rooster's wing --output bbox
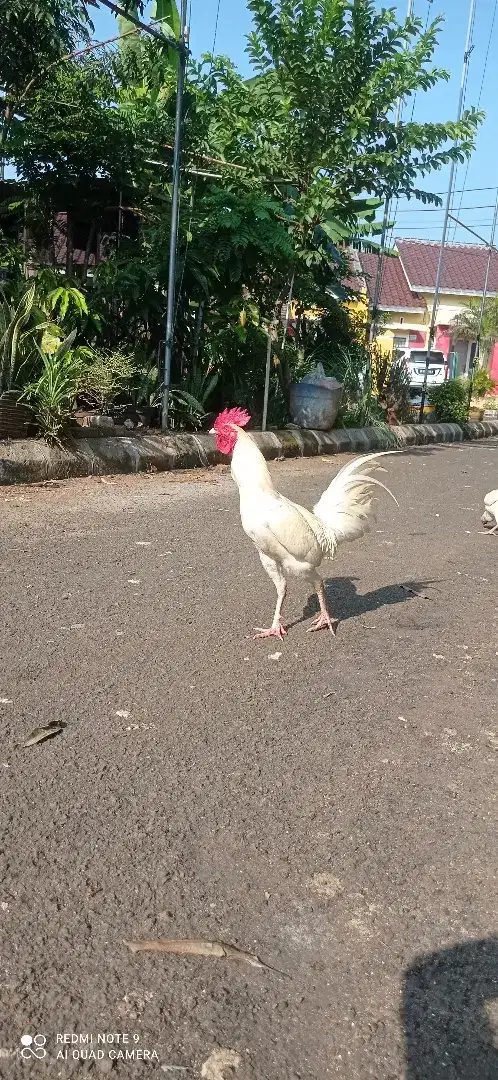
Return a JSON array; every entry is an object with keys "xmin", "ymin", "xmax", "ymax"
[{"xmin": 241, "ymin": 490, "xmax": 325, "ymax": 570}]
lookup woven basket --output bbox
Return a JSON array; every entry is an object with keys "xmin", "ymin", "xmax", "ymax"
[{"xmin": 0, "ymin": 392, "xmax": 37, "ymax": 439}]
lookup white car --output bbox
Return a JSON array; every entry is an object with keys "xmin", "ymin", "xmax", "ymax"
[{"xmin": 401, "ymin": 349, "xmax": 446, "ymax": 388}]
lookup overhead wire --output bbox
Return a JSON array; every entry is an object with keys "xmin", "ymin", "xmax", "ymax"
[
  {"xmin": 378, "ymin": 0, "xmax": 435, "ymax": 291},
  {"xmin": 450, "ymin": 0, "xmax": 496, "ymax": 240}
]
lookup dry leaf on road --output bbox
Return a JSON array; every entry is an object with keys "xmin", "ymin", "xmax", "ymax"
[
  {"xmin": 124, "ymin": 938, "xmax": 273, "ymax": 972},
  {"xmin": 23, "ymin": 721, "xmax": 66, "ymax": 747},
  {"xmin": 399, "ymin": 584, "xmax": 434, "ymax": 600},
  {"xmin": 201, "ymin": 1049, "xmax": 241, "ymax": 1079}
]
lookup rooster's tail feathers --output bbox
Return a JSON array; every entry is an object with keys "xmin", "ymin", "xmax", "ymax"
[{"xmin": 313, "ymin": 451, "xmax": 399, "ymax": 548}]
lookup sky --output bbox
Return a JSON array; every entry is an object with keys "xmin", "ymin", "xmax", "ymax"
[{"xmin": 70, "ymin": 0, "xmax": 498, "ymax": 248}]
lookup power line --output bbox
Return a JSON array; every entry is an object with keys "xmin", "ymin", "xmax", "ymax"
[
  {"xmin": 418, "ymin": 0, "xmax": 476, "ymax": 420},
  {"xmin": 395, "ymin": 203, "xmax": 497, "ymax": 213},
  {"xmin": 451, "ymin": 0, "xmax": 497, "ymax": 240},
  {"xmin": 422, "ymin": 186, "xmax": 497, "ymax": 195}
]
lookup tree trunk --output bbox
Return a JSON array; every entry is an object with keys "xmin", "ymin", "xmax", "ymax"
[{"xmin": 65, "ymin": 213, "xmax": 74, "ymax": 278}]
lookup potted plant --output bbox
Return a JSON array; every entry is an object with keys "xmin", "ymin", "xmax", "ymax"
[
  {"xmin": 0, "ymin": 283, "xmax": 39, "ymax": 438},
  {"xmin": 468, "ymin": 367, "xmax": 496, "ymax": 421}
]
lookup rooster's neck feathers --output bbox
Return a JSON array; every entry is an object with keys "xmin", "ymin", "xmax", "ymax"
[{"xmin": 231, "ymin": 428, "xmax": 274, "ymax": 494}]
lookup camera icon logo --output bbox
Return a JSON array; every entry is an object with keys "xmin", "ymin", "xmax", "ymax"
[{"xmin": 20, "ymin": 1034, "xmax": 47, "ymax": 1059}]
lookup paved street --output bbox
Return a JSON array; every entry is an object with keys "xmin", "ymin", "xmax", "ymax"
[{"xmin": 1, "ymin": 442, "xmax": 498, "ymax": 1079}]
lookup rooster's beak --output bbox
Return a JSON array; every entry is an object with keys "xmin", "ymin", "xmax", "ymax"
[{"xmin": 208, "ymin": 427, "xmax": 216, "ymax": 435}]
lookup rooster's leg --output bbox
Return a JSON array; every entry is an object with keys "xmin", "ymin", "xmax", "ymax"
[
  {"xmin": 307, "ymin": 580, "xmax": 339, "ymax": 636},
  {"xmin": 253, "ymin": 555, "xmax": 287, "ymax": 639}
]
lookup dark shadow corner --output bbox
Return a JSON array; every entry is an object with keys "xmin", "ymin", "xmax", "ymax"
[{"xmin": 404, "ymin": 937, "xmax": 498, "ymax": 1080}]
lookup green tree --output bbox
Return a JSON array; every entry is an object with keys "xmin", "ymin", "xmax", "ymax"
[
  {"xmin": 0, "ymin": 0, "xmax": 92, "ymax": 162},
  {"xmin": 451, "ymin": 298, "xmax": 498, "ymax": 367},
  {"xmin": 2, "ymin": 0, "xmax": 483, "ymax": 425}
]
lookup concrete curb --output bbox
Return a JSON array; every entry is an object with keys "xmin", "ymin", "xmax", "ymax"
[{"xmin": 1, "ymin": 420, "xmax": 498, "ymax": 485}]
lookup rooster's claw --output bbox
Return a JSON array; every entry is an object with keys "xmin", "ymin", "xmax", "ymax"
[
  {"xmin": 307, "ymin": 613, "xmax": 339, "ymax": 635},
  {"xmin": 252, "ymin": 624, "xmax": 287, "ymax": 639}
]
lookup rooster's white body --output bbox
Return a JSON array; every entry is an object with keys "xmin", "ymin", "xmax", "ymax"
[
  {"xmin": 230, "ymin": 428, "xmax": 398, "ymax": 637},
  {"xmin": 482, "ymin": 489, "xmax": 498, "ymax": 533}
]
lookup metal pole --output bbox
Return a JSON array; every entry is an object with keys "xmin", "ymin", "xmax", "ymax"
[
  {"xmin": 369, "ymin": 0, "xmax": 413, "ymax": 343},
  {"xmin": 467, "ymin": 190, "xmax": 498, "ymax": 404},
  {"xmin": 161, "ymin": 0, "xmax": 188, "ymax": 430},
  {"xmin": 418, "ymin": 0, "xmax": 476, "ymax": 422}
]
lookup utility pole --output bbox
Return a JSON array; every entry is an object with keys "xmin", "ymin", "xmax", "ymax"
[
  {"xmin": 418, "ymin": 0, "xmax": 476, "ymax": 422},
  {"xmin": 369, "ymin": 0, "xmax": 413, "ymax": 344},
  {"xmin": 161, "ymin": 0, "xmax": 188, "ymax": 430}
]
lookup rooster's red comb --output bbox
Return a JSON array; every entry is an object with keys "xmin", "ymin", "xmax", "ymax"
[{"xmin": 213, "ymin": 407, "xmax": 251, "ymax": 431}]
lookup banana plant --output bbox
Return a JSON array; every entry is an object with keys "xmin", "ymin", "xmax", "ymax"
[{"xmin": 118, "ymin": 0, "xmax": 180, "ymax": 72}]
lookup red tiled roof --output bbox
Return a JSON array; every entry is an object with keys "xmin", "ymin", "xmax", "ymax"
[
  {"xmin": 396, "ymin": 238, "xmax": 498, "ymax": 293},
  {"xmin": 357, "ymin": 251, "xmax": 425, "ymax": 310}
]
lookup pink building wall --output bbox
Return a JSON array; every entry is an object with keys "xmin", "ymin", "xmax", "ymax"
[
  {"xmin": 490, "ymin": 343, "xmax": 498, "ymax": 382},
  {"xmin": 435, "ymin": 328, "xmax": 451, "ymax": 357}
]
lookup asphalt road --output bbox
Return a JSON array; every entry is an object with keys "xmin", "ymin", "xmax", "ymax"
[{"xmin": 1, "ymin": 442, "xmax": 498, "ymax": 1080}]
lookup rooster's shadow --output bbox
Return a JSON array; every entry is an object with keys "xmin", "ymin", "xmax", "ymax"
[{"xmin": 292, "ymin": 576, "xmax": 438, "ymax": 627}]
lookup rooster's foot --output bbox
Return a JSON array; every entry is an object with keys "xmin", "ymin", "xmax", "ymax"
[
  {"xmin": 307, "ymin": 613, "xmax": 339, "ymax": 635},
  {"xmin": 253, "ymin": 623, "xmax": 287, "ymax": 640}
]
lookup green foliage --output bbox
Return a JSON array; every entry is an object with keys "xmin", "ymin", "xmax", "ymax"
[
  {"xmin": 1, "ymin": 0, "xmax": 484, "ymax": 430},
  {"xmin": 0, "ymin": 0, "xmax": 92, "ymax": 152},
  {"xmin": 470, "ymin": 367, "xmax": 496, "ymax": 399},
  {"xmin": 9, "ymin": 58, "xmax": 140, "ymax": 192},
  {"xmin": 181, "ymin": 365, "xmax": 219, "ymax": 410},
  {"xmin": 451, "ymin": 298, "xmax": 498, "ymax": 366},
  {"xmin": 79, "ymin": 349, "xmax": 135, "ymax": 414},
  {"xmin": 246, "ymin": 0, "xmax": 481, "ymax": 200},
  {"xmin": 20, "ymin": 329, "xmax": 87, "ymax": 442},
  {"xmin": 373, "ymin": 350, "xmax": 411, "ymax": 423},
  {"xmin": 167, "ymin": 388, "xmax": 206, "ymax": 429},
  {"xmin": 0, "ymin": 282, "xmax": 39, "ymax": 394},
  {"xmin": 129, "ymin": 364, "xmax": 163, "ymax": 409},
  {"xmin": 428, "ymin": 378, "xmax": 469, "ymax": 423}
]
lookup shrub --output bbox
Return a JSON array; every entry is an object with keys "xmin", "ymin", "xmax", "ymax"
[
  {"xmin": 373, "ymin": 350, "xmax": 411, "ymax": 424},
  {"xmin": 79, "ymin": 349, "xmax": 134, "ymax": 413},
  {"xmin": 470, "ymin": 367, "xmax": 496, "ymax": 398},
  {"xmin": 20, "ymin": 330, "xmax": 86, "ymax": 443},
  {"xmin": 428, "ymin": 378, "xmax": 468, "ymax": 423}
]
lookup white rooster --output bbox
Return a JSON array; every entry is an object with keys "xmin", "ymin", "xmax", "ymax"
[
  {"xmin": 482, "ymin": 489, "xmax": 498, "ymax": 533},
  {"xmin": 210, "ymin": 407, "xmax": 398, "ymax": 638}
]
